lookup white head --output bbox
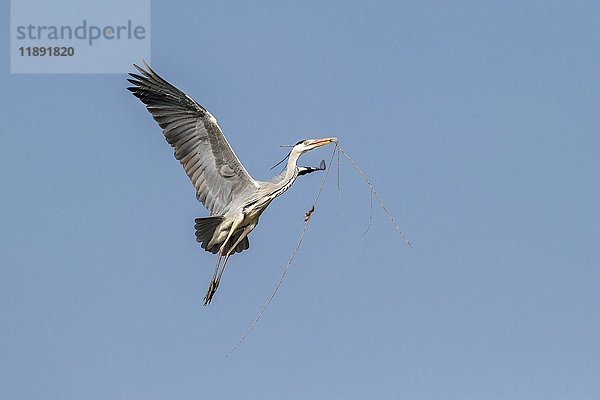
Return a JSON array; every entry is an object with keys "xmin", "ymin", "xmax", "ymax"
[
  {"xmin": 290, "ymin": 137, "xmax": 338, "ymax": 155},
  {"xmin": 270, "ymin": 137, "xmax": 337, "ymax": 172}
]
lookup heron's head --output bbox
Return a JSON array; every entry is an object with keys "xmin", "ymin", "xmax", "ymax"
[
  {"xmin": 292, "ymin": 137, "xmax": 338, "ymax": 154},
  {"xmin": 270, "ymin": 137, "xmax": 337, "ymax": 171}
]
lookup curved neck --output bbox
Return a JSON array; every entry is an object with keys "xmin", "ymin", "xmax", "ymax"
[
  {"xmin": 268, "ymin": 149, "xmax": 302, "ymax": 198},
  {"xmin": 284, "ymin": 149, "xmax": 301, "ymax": 180}
]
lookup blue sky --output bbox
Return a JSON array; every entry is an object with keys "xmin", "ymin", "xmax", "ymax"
[{"xmin": 1, "ymin": 1, "xmax": 599, "ymax": 399}]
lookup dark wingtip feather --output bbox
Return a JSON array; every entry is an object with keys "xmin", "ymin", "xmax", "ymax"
[
  {"xmin": 132, "ymin": 62, "xmax": 151, "ymax": 77},
  {"xmin": 143, "ymin": 59, "xmax": 157, "ymax": 75},
  {"xmin": 128, "ymin": 73, "xmax": 147, "ymax": 82}
]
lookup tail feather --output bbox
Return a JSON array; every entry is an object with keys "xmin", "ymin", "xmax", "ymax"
[
  {"xmin": 230, "ymin": 233, "xmax": 250, "ymax": 254},
  {"xmin": 194, "ymin": 217, "xmax": 250, "ymax": 255},
  {"xmin": 195, "ymin": 216, "xmax": 224, "ymax": 254}
]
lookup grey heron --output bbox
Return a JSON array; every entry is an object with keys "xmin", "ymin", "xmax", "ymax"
[{"xmin": 127, "ymin": 63, "xmax": 337, "ymax": 304}]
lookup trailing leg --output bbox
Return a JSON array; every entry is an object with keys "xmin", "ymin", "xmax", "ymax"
[
  {"xmin": 204, "ymin": 251, "xmax": 224, "ymax": 305},
  {"xmin": 203, "ymin": 224, "xmax": 255, "ymax": 305}
]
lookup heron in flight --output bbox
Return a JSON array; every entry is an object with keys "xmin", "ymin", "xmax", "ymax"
[{"xmin": 127, "ymin": 62, "xmax": 336, "ymax": 304}]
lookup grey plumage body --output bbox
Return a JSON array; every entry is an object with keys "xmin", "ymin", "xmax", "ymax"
[{"xmin": 127, "ymin": 62, "xmax": 336, "ymax": 304}]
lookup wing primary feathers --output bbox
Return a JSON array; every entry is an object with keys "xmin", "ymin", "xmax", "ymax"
[{"xmin": 128, "ymin": 62, "xmax": 258, "ymax": 215}]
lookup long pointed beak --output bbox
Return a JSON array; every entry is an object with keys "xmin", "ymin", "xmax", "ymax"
[{"xmin": 307, "ymin": 137, "xmax": 338, "ymax": 149}]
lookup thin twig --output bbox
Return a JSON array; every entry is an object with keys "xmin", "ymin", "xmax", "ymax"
[
  {"xmin": 361, "ymin": 187, "xmax": 374, "ymax": 236},
  {"xmin": 336, "ymin": 146, "xmax": 346, "ymax": 219},
  {"xmin": 227, "ymin": 145, "xmax": 339, "ymax": 357},
  {"xmin": 337, "ymin": 145, "xmax": 412, "ymax": 248}
]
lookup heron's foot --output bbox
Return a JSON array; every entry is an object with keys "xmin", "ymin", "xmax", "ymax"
[{"xmin": 203, "ymin": 278, "xmax": 220, "ymax": 305}]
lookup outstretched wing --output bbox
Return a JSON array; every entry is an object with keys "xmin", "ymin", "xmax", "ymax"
[{"xmin": 128, "ymin": 62, "xmax": 258, "ymax": 215}]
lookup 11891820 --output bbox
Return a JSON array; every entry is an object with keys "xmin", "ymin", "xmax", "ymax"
[{"xmin": 18, "ymin": 46, "xmax": 75, "ymax": 56}]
